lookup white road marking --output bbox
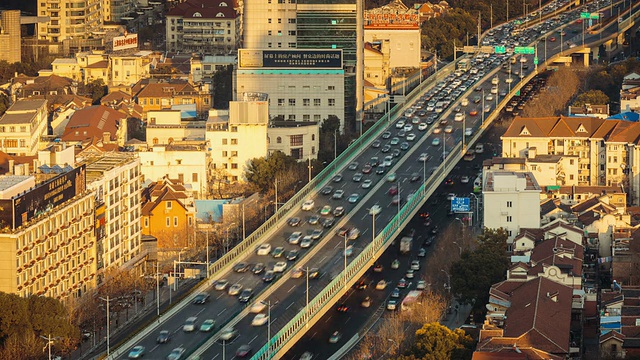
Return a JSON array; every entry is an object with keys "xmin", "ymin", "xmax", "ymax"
[
  {"xmin": 217, "ymin": 308, "xmax": 227, "ymax": 316},
  {"xmin": 150, "ymin": 345, "xmax": 159, "ymax": 352},
  {"xmin": 216, "ymin": 293, "xmax": 224, "ymax": 299},
  {"xmin": 212, "ymin": 354, "xmax": 220, "ymax": 360},
  {"xmin": 249, "ymin": 334, "xmax": 258, "ymax": 344},
  {"xmin": 320, "ymin": 256, "xmax": 327, "ymax": 263},
  {"xmin": 286, "ymin": 302, "xmax": 296, "ymax": 310},
  {"xmin": 325, "ymin": 315, "xmax": 333, "ymax": 322},
  {"xmin": 196, "ymin": 308, "xmax": 205, "ymax": 316},
  {"xmin": 288, "ymin": 285, "xmax": 296, "ymax": 293}
]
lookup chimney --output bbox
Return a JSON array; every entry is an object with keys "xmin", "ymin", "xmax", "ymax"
[{"xmin": 8, "ymin": 159, "xmax": 14, "ymax": 174}]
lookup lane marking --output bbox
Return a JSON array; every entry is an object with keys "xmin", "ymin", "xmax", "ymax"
[
  {"xmin": 248, "ymin": 334, "xmax": 258, "ymax": 344},
  {"xmin": 286, "ymin": 302, "xmax": 295, "ymax": 310}
]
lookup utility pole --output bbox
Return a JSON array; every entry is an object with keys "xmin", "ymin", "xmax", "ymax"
[
  {"xmin": 477, "ymin": 13, "xmax": 482, "ymax": 47},
  {"xmin": 490, "ymin": 3, "xmax": 493, "ymax": 29}
]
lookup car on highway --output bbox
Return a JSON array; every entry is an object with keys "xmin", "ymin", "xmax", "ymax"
[
  {"xmin": 454, "ymin": 112, "xmax": 465, "ymax": 121},
  {"xmin": 376, "ymin": 280, "xmax": 388, "ymax": 290},
  {"xmin": 291, "ymin": 267, "xmax": 304, "ymax": 278},
  {"xmin": 485, "ymin": 94, "xmax": 494, "ymax": 101},
  {"xmin": 465, "ymin": 127, "xmax": 473, "ymax": 136},
  {"xmin": 390, "ymin": 137, "xmax": 400, "ymax": 145},
  {"xmin": 273, "ymin": 261, "xmax": 287, "ymax": 272},
  {"xmin": 236, "ymin": 345, "xmax": 252, "ymax": 358},
  {"xmin": 373, "ymin": 264, "xmax": 384, "ymax": 272},
  {"xmin": 369, "ymin": 205, "xmax": 382, "ymax": 215},
  {"xmin": 418, "ymin": 122, "xmax": 428, "ymax": 131},
  {"xmin": 252, "ymin": 313, "xmax": 269, "ymax": 326},
  {"xmin": 391, "ymin": 288, "xmax": 401, "ymax": 298},
  {"xmin": 469, "ymin": 109, "xmax": 478, "ymax": 116},
  {"xmin": 332, "ymin": 190, "xmax": 345, "ymax": 199},
  {"xmin": 200, "ymin": 319, "xmax": 216, "ymax": 332},
  {"xmin": 333, "ymin": 206, "xmax": 345, "ymax": 217},
  {"xmin": 156, "ymin": 330, "xmax": 171, "ymax": 344},
  {"xmin": 361, "ymin": 296, "xmax": 372, "ymax": 308},
  {"xmin": 301, "ymin": 199, "xmax": 315, "ymax": 211},
  {"xmin": 286, "ymin": 249, "xmax": 299, "ymax": 261},
  {"xmin": 433, "ymin": 127, "xmax": 442, "ymax": 134},
  {"xmin": 362, "ymin": 179, "xmax": 372, "ymax": 189},
  {"xmin": 332, "ymin": 174, "xmax": 343, "ymax": 182},
  {"xmin": 387, "ymin": 172, "xmax": 397, "ymax": 182},
  {"xmin": 344, "ymin": 245, "xmax": 354, "ymax": 257},
  {"xmin": 262, "ymin": 271, "xmax": 276, "ymax": 282},
  {"xmin": 193, "ymin": 293, "xmax": 209, "ymax": 304},
  {"xmin": 404, "ymin": 124, "xmax": 413, "ymax": 132},
  {"xmin": 395, "ymin": 120, "xmax": 405, "ymax": 129},
  {"xmin": 387, "ymin": 299, "xmax": 398, "ymax": 311},
  {"xmin": 336, "ymin": 304, "xmax": 350, "ymax": 312},
  {"xmin": 256, "ymin": 243, "xmax": 272, "ymax": 256},
  {"xmin": 166, "ymin": 347, "xmax": 185, "ymax": 360},
  {"xmin": 475, "ymin": 143, "xmax": 485, "ymax": 153},
  {"xmin": 410, "ymin": 173, "xmax": 421, "ymax": 182},
  {"xmin": 406, "ymin": 269, "xmax": 415, "ymax": 278},
  {"xmin": 308, "ymin": 214, "xmax": 320, "ymax": 225},
  {"xmin": 400, "ymin": 142, "xmax": 410, "ymax": 150},
  {"xmin": 418, "ymin": 247, "xmax": 427, "ymax": 257},
  {"xmin": 239, "ymin": 288, "xmax": 253, "ymax": 302},
  {"xmin": 444, "ymin": 125, "xmax": 453, "ymax": 134},
  {"xmin": 228, "ymin": 283, "xmax": 243, "ymax": 295},
  {"xmin": 352, "ymin": 173, "xmax": 363, "ymax": 182},
  {"xmin": 397, "ymin": 278, "xmax": 408, "ymax": 288},
  {"xmin": 288, "ymin": 231, "xmax": 302, "ymax": 245},
  {"xmin": 220, "ymin": 327, "xmax": 238, "ymax": 341},
  {"xmin": 382, "ymin": 131, "xmax": 391, "ymax": 139},
  {"xmin": 233, "ymin": 262, "xmax": 251, "ymax": 272},
  {"xmin": 272, "ymin": 246, "xmax": 286, "ymax": 257},
  {"xmin": 461, "ymin": 175, "xmax": 470, "ymax": 183},
  {"xmin": 322, "ymin": 217, "xmax": 336, "ymax": 228},
  {"xmin": 411, "ymin": 260, "xmax": 421, "ymax": 270},
  {"xmin": 251, "ymin": 301, "xmax": 268, "ymax": 313},
  {"xmin": 128, "ymin": 346, "xmax": 145, "ymax": 359},
  {"xmin": 381, "ymin": 144, "xmax": 391, "ymax": 153},
  {"xmin": 320, "ymin": 205, "xmax": 332, "ymax": 216},
  {"xmin": 183, "ymin": 317, "xmax": 197, "ymax": 332},
  {"xmin": 214, "ymin": 279, "xmax": 228, "ymax": 291},
  {"xmin": 372, "ymin": 139, "xmax": 381, "ymax": 148},
  {"xmin": 391, "ymin": 259, "xmax": 400, "ymax": 269},
  {"xmin": 329, "ymin": 331, "xmax": 342, "ymax": 343},
  {"xmin": 287, "ymin": 217, "xmax": 302, "ymax": 226},
  {"xmin": 348, "ymin": 193, "xmax": 360, "ymax": 204},
  {"xmin": 348, "ymin": 162, "xmax": 359, "ymax": 170},
  {"xmin": 362, "ymin": 164, "xmax": 373, "ymax": 174},
  {"xmin": 310, "ymin": 229, "xmax": 324, "ymax": 240},
  {"xmin": 431, "ymin": 138, "xmax": 441, "ymax": 146},
  {"xmin": 484, "ymin": 105, "xmax": 491, "ymax": 113}
]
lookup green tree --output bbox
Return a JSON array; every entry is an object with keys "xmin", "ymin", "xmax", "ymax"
[
  {"xmin": 85, "ymin": 79, "xmax": 107, "ymax": 104},
  {"xmin": 0, "ymin": 292, "xmax": 30, "ymax": 343},
  {"xmin": 573, "ymin": 90, "xmax": 610, "ymax": 106},
  {"xmin": 244, "ymin": 151, "xmax": 301, "ymax": 193},
  {"xmin": 318, "ymin": 115, "xmax": 348, "ymax": 164},
  {"xmin": 213, "ymin": 65, "xmax": 233, "ymax": 109},
  {"xmin": 28, "ymin": 296, "xmax": 77, "ymax": 339},
  {"xmin": 0, "ymin": 93, "xmax": 9, "ymax": 116},
  {"xmin": 449, "ymin": 228, "xmax": 509, "ymax": 306},
  {"xmin": 421, "ymin": 9, "xmax": 477, "ymax": 59},
  {"xmin": 398, "ymin": 322, "xmax": 474, "ymax": 360}
]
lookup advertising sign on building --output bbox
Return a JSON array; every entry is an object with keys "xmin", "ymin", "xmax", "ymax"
[
  {"xmin": 0, "ymin": 165, "xmax": 86, "ymax": 230},
  {"xmin": 113, "ymin": 33, "xmax": 138, "ymax": 51},
  {"xmin": 239, "ymin": 49, "xmax": 343, "ymax": 69},
  {"xmin": 364, "ymin": 11, "xmax": 420, "ymax": 28}
]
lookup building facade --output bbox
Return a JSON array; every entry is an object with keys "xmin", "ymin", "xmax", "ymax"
[
  {"xmin": 267, "ymin": 120, "xmax": 319, "ymax": 160},
  {"xmin": 83, "ymin": 154, "xmax": 143, "ymax": 273},
  {"xmin": 0, "ymin": 167, "xmax": 97, "ymax": 299},
  {"xmin": 483, "ymin": 171, "xmax": 542, "ymax": 244},
  {"xmin": 0, "ymin": 10, "xmax": 21, "ymax": 64},
  {"xmin": 0, "ymin": 99, "xmax": 49, "ymax": 156},
  {"xmin": 102, "ymin": 0, "xmax": 137, "ymax": 23},
  {"xmin": 166, "ymin": 0, "xmax": 241, "ymax": 55},
  {"xmin": 206, "ymin": 101, "xmax": 269, "ymax": 182},
  {"xmin": 135, "ymin": 81, "xmax": 212, "ymax": 118},
  {"xmin": 37, "ymin": 0, "xmax": 102, "ymax": 43},
  {"xmin": 146, "ymin": 110, "xmax": 206, "ymax": 147}
]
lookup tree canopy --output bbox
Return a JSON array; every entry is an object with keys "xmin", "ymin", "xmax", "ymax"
[
  {"xmin": 244, "ymin": 151, "xmax": 302, "ymax": 193},
  {"xmin": 573, "ymin": 89, "xmax": 610, "ymax": 106},
  {"xmin": 449, "ymin": 228, "xmax": 509, "ymax": 306},
  {"xmin": 213, "ymin": 65, "xmax": 233, "ymax": 109},
  {"xmin": 398, "ymin": 322, "xmax": 474, "ymax": 360}
]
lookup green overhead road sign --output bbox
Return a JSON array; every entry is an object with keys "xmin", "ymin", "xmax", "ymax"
[
  {"xmin": 514, "ymin": 46, "xmax": 535, "ymax": 54},
  {"xmin": 516, "ymin": 90, "xmax": 521, "ymax": 96},
  {"xmin": 514, "ymin": 20, "xmax": 522, "ymax": 25},
  {"xmin": 495, "ymin": 46, "xmax": 506, "ymax": 54},
  {"xmin": 590, "ymin": 13, "xmax": 600, "ymax": 19},
  {"xmin": 534, "ymin": 57, "xmax": 539, "ymax": 65},
  {"xmin": 580, "ymin": 12, "xmax": 600, "ymax": 19}
]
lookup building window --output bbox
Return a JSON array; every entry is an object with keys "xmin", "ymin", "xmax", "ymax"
[
  {"xmin": 303, "ymin": 99, "xmax": 310, "ymax": 106},
  {"xmin": 188, "ymin": 217, "xmax": 193, "ymax": 226},
  {"xmin": 144, "ymin": 218, "xmax": 149, "ymax": 228},
  {"xmin": 303, "ymin": 115, "xmax": 310, "ymax": 120},
  {"xmin": 166, "ymin": 201, "xmax": 172, "ymax": 209},
  {"xmin": 328, "ymin": 99, "xmax": 336, "ymax": 107},
  {"xmin": 312, "ymin": 134, "xmax": 315, "ymax": 141},
  {"xmin": 506, "ymin": 201, "xmax": 512, "ymax": 208},
  {"xmin": 166, "ymin": 217, "xmax": 170, "ymax": 227},
  {"xmin": 506, "ymin": 216, "xmax": 512, "ymax": 222},
  {"xmin": 268, "ymin": 30, "xmax": 272, "ymax": 36},
  {"xmin": 174, "ymin": 217, "xmax": 178, "ymax": 227},
  {"xmin": 192, "ymin": 173, "xmax": 198, "ymax": 182},
  {"xmin": 222, "ymin": 139, "xmax": 228, "ymax": 145},
  {"xmin": 314, "ymin": 115, "xmax": 321, "ymax": 121},
  {"xmin": 278, "ymin": 99, "xmax": 285, "ymax": 106},
  {"xmin": 278, "ymin": 18, "xmax": 282, "ymax": 23},
  {"xmin": 223, "ymin": 151, "xmax": 228, "ymax": 157},
  {"xmin": 231, "ymin": 139, "xmax": 238, "ymax": 145},
  {"xmin": 314, "ymin": 98, "xmax": 321, "ymax": 106},
  {"xmin": 277, "ymin": 136, "xmax": 282, "ymax": 144},
  {"xmin": 231, "ymin": 163, "xmax": 238, "ymax": 169},
  {"xmin": 290, "ymin": 134, "xmax": 303, "ymax": 146},
  {"xmin": 231, "ymin": 151, "xmax": 238, "ymax": 157},
  {"xmin": 19, "ymin": 139, "xmax": 26, "ymax": 148},
  {"xmin": 328, "ymin": 86, "xmax": 335, "ymax": 91},
  {"xmin": 289, "ymin": 99, "xmax": 296, "ymax": 106},
  {"xmin": 153, "ymin": 138, "xmax": 158, "ymax": 145},
  {"xmin": 268, "ymin": 18, "xmax": 272, "ymax": 23},
  {"xmin": 231, "ymin": 126, "xmax": 238, "ymax": 132}
]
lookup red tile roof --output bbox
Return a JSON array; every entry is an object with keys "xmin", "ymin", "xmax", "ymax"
[
  {"xmin": 167, "ymin": 0, "xmax": 239, "ymax": 19},
  {"xmin": 503, "ymin": 116, "xmax": 640, "ymax": 143},
  {"xmin": 61, "ymin": 105, "xmax": 126, "ymax": 143}
]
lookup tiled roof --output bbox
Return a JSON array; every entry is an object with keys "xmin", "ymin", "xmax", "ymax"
[
  {"xmin": 141, "ymin": 178, "xmax": 192, "ymax": 216},
  {"xmin": 502, "ymin": 116, "xmax": 640, "ymax": 143},
  {"xmin": 135, "ymin": 81, "xmax": 198, "ymax": 99},
  {"xmin": 528, "ymin": 237, "xmax": 583, "ymax": 276},
  {"xmin": 61, "ymin": 105, "xmax": 126, "ymax": 143},
  {"xmin": 502, "ymin": 277, "xmax": 572, "ymax": 354},
  {"xmin": 85, "ymin": 60, "xmax": 109, "ymax": 69},
  {"xmin": 167, "ymin": 0, "xmax": 239, "ymax": 19}
]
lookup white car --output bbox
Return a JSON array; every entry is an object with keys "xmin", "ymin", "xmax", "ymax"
[
  {"xmin": 369, "ymin": 205, "xmax": 382, "ymax": 216},
  {"xmin": 273, "ymin": 261, "xmax": 287, "ymax": 273},
  {"xmin": 461, "ymin": 98, "xmax": 469, "ymax": 106},
  {"xmin": 485, "ymin": 94, "xmax": 494, "ymax": 101},
  {"xmin": 417, "ymin": 280, "xmax": 427, "ymax": 290},
  {"xmin": 406, "ymin": 133, "xmax": 417, "ymax": 141},
  {"xmin": 444, "ymin": 125, "xmax": 453, "ymax": 134},
  {"xmin": 490, "ymin": 86, "xmax": 498, "ymax": 94},
  {"xmin": 403, "ymin": 124, "xmax": 413, "ymax": 132},
  {"xmin": 362, "ymin": 179, "xmax": 373, "ymax": 189},
  {"xmin": 465, "ymin": 127, "xmax": 473, "ymax": 136},
  {"xmin": 411, "ymin": 260, "xmax": 420, "ymax": 270},
  {"xmin": 475, "ymin": 143, "xmax": 484, "ymax": 153},
  {"xmin": 166, "ymin": 347, "xmax": 185, "ymax": 360},
  {"xmin": 228, "ymin": 283, "xmax": 243, "ymax": 296},
  {"xmin": 376, "ymin": 280, "xmax": 388, "ymax": 290},
  {"xmin": 418, "ymin": 153, "xmax": 429, "ymax": 162},
  {"xmin": 183, "ymin": 317, "xmax": 197, "ymax": 332},
  {"xmin": 256, "ymin": 243, "xmax": 272, "ymax": 255},
  {"xmin": 219, "ymin": 327, "xmax": 238, "ymax": 341},
  {"xmin": 432, "ymin": 138, "xmax": 441, "ymax": 146},
  {"xmin": 250, "ymin": 301, "xmax": 267, "ymax": 313},
  {"xmin": 491, "ymin": 77, "xmax": 499, "ymax": 85},
  {"xmin": 252, "ymin": 313, "xmax": 269, "ymax": 326},
  {"xmin": 418, "ymin": 123, "xmax": 428, "ymax": 131},
  {"xmin": 395, "ymin": 120, "xmax": 405, "ymax": 129},
  {"xmin": 301, "ymin": 199, "xmax": 315, "ymax": 211},
  {"xmin": 386, "ymin": 173, "xmax": 397, "ymax": 182},
  {"xmin": 484, "ymin": 105, "xmax": 491, "ymax": 113},
  {"xmin": 454, "ymin": 112, "xmax": 464, "ymax": 122},
  {"xmin": 461, "ymin": 175, "xmax": 470, "ymax": 184},
  {"xmin": 505, "ymin": 77, "xmax": 514, "ymax": 83}
]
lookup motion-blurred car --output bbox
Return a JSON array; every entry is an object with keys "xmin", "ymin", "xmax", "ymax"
[{"xmin": 128, "ymin": 346, "xmax": 145, "ymax": 359}]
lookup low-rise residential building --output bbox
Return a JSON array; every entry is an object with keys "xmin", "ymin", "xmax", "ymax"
[
  {"xmin": 61, "ymin": 105, "xmax": 128, "ymax": 148},
  {"xmin": 190, "ymin": 54, "xmax": 236, "ymax": 83},
  {"xmin": 0, "ymin": 99, "xmax": 49, "ymax": 156},
  {"xmin": 206, "ymin": 101, "xmax": 269, "ymax": 182},
  {"xmin": 146, "ymin": 109, "xmax": 206, "ymax": 147},
  {"xmin": 267, "ymin": 120, "xmax": 319, "ymax": 161},
  {"xmin": 568, "ymin": 104, "xmax": 610, "ymax": 118},
  {"xmin": 133, "ymin": 80, "xmax": 212, "ymax": 118},
  {"xmin": 138, "ymin": 143, "xmax": 210, "ymax": 198},
  {"xmin": 0, "ymin": 166, "xmax": 97, "ymax": 299},
  {"xmin": 483, "ymin": 151, "xmax": 580, "ymax": 187},
  {"xmin": 141, "ymin": 178, "xmax": 196, "ymax": 253},
  {"xmin": 166, "ymin": 0, "xmax": 242, "ymax": 55},
  {"xmin": 81, "ymin": 153, "xmax": 143, "ymax": 273},
  {"xmin": 483, "ymin": 171, "xmax": 542, "ymax": 244},
  {"xmin": 50, "ymin": 51, "xmax": 154, "ymax": 86}
]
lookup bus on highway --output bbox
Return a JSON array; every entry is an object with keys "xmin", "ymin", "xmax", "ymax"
[{"xmin": 457, "ymin": 59, "xmax": 471, "ymax": 72}]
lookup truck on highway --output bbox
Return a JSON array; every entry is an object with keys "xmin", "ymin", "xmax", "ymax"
[
  {"xmin": 400, "ymin": 236, "xmax": 413, "ymax": 254},
  {"xmin": 401, "ymin": 290, "xmax": 423, "ymax": 311}
]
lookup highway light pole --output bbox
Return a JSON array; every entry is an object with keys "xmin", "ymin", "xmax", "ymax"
[
  {"xmin": 334, "ymin": 129, "xmax": 338, "ymax": 160},
  {"xmin": 455, "ymin": 218, "xmax": 465, "ymax": 245},
  {"xmin": 225, "ymin": 222, "xmax": 236, "ymax": 254},
  {"xmin": 267, "ymin": 300, "xmax": 271, "ymax": 358},
  {"xmin": 441, "ymin": 269, "xmax": 451, "ymax": 294},
  {"xmin": 222, "ymin": 339, "xmax": 226, "ymax": 360},
  {"xmin": 452, "ymin": 241, "xmax": 463, "ymax": 256},
  {"xmin": 41, "ymin": 334, "xmax": 60, "ymax": 360},
  {"xmin": 481, "ymin": 88, "xmax": 486, "ymax": 125},
  {"xmin": 305, "ymin": 266, "xmax": 310, "ymax": 328},
  {"xmin": 274, "ymin": 178, "xmax": 279, "ymax": 213},
  {"xmin": 343, "ymin": 232, "xmax": 348, "ymax": 289},
  {"xmin": 469, "ymin": 192, "xmax": 480, "ymax": 227}
]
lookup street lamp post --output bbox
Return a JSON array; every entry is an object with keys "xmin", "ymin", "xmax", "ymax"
[
  {"xmin": 225, "ymin": 223, "xmax": 236, "ymax": 254},
  {"xmin": 334, "ymin": 129, "xmax": 338, "ymax": 160},
  {"xmin": 441, "ymin": 269, "xmax": 451, "ymax": 294},
  {"xmin": 267, "ymin": 300, "xmax": 272, "ymax": 358},
  {"xmin": 306, "ymin": 266, "xmax": 310, "ymax": 328},
  {"xmin": 454, "ymin": 218, "xmax": 465, "ymax": 245},
  {"xmin": 98, "ymin": 296, "xmax": 110, "ymax": 358},
  {"xmin": 481, "ymin": 88, "xmax": 486, "ymax": 124},
  {"xmin": 469, "ymin": 193, "xmax": 480, "ymax": 227},
  {"xmin": 453, "ymin": 241, "xmax": 463, "ymax": 256},
  {"xmin": 41, "ymin": 334, "xmax": 60, "ymax": 360},
  {"xmin": 222, "ymin": 339, "xmax": 226, "ymax": 360},
  {"xmin": 343, "ymin": 233, "xmax": 348, "ymax": 289}
]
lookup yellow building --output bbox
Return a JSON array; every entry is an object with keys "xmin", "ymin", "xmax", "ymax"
[
  {"xmin": 0, "ymin": 99, "xmax": 49, "ymax": 156},
  {"xmin": 134, "ymin": 80, "xmax": 212, "ymax": 118},
  {"xmin": 0, "ymin": 166, "xmax": 97, "ymax": 299},
  {"xmin": 141, "ymin": 179, "xmax": 195, "ymax": 251}
]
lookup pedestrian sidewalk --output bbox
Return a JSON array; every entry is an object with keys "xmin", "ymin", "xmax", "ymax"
[{"xmin": 441, "ymin": 298, "xmax": 472, "ymax": 330}]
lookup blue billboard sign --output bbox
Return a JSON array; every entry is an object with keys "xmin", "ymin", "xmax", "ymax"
[{"xmin": 451, "ymin": 197, "xmax": 470, "ymax": 212}]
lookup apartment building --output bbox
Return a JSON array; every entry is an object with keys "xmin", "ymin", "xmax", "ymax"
[
  {"xmin": 483, "ymin": 151, "xmax": 580, "ymax": 187},
  {"xmin": 267, "ymin": 120, "xmax": 319, "ymax": 161},
  {"xmin": 0, "ymin": 10, "xmax": 21, "ymax": 64},
  {"xmin": 0, "ymin": 166, "xmax": 97, "ymax": 299},
  {"xmin": 166, "ymin": 0, "xmax": 241, "ymax": 55},
  {"xmin": 141, "ymin": 178, "xmax": 196, "ymax": 252},
  {"xmin": 190, "ymin": 54, "xmax": 236, "ymax": 83},
  {"xmin": 206, "ymin": 101, "xmax": 269, "ymax": 182},
  {"xmin": 50, "ymin": 51, "xmax": 153, "ymax": 86},
  {"xmin": 0, "ymin": 99, "xmax": 49, "ymax": 156},
  {"xmin": 146, "ymin": 109, "xmax": 206, "ymax": 147},
  {"xmin": 483, "ymin": 171, "xmax": 542, "ymax": 244},
  {"xmin": 501, "ymin": 116, "xmax": 640, "ymax": 204},
  {"xmin": 37, "ymin": 0, "xmax": 102, "ymax": 43},
  {"xmin": 103, "ymin": 0, "xmax": 137, "ymax": 23},
  {"xmin": 82, "ymin": 153, "xmax": 143, "ymax": 273},
  {"xmin": 134, "ymin": 80, "xmax": 212, "ymax": 118}
]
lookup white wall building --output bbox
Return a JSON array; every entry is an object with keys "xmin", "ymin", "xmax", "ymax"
[
  {"xmin": 267, "ymin": 120, "xmax": 319, "ymax": 160},
  {"xmin": 146, "ymin": 110, "xmax": 206, "ymax": 147},
  {"xmin": 82, "ymin": 153, "xmax": 144, "ymax": 271},
  {"xmin": 0, "ymin": 99, "xmax": 49, "ymax": 156},
  {"xmin": 483, "ymin": 171, "xmax": 542, "ymax": 245},
  {"xmin": 138, "ymin": 144, "xmax": 210, "ymax": 198},
  {"xmin": 206, "ymin": 101, "xmax": 269, "ymax": 182}
]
